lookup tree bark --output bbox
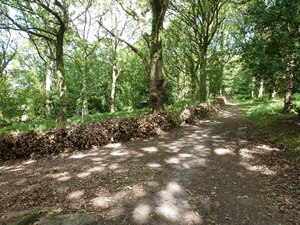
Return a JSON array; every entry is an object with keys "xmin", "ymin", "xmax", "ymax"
[
  {"xmin": 110, "ymin": 64, "xmax": 119, "ymax": 112},
  {"xmin": 56, "ymin": 26, "xmax": 67, "ymax": 123},
  {"xmin": 268, "ymin": 82, "xmax": 278, "ymax": 100},
  {"xmin": 283, "ymin": 74, "xmax": 293, "ymax": 113},
  {"xmin": 149, "ymin": 0, "xmax": 168, "ymax": 113},
  {"xmin": 250, "ymin": 77, "xmax": 256, "ymax": 98},
  {"xmin": 199, "ymin": 50, "xmax": 208, "ymax": 103},
  {"xmin": 258, "ymin": 79, "xmax": 264, "ymax": 98},
  {"xmin": 45, "ymin": 60, "xmax": 53, "ymax": 118}
]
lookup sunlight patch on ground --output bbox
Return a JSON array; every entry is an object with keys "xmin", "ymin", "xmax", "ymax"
[
  {"xmin": 110, "ymin": 150, "xmax": 129, "ymax": 156},
  {"xmin": 257, "ymin": 144, "xmax": 279, "ymax": 152},
  {"xmin": 77, "ymin": 166, "xmax": 105, "ymax": 177},
  {"xmin": 187, "ymin": 133, "xmax": 203, "ymax": 140},
  {"xmin": 0, "ymin": 165, "xmax": 26, "ymax": 172},
  {"xmin": 141, "ymin": 146, "xmax": 159, "ymax": 153},
  {"xmin": 133, "ymin": 203, "xmax": 152, "ymax": 224},
  {"xmin": 70, "ymin": 152, "xmax": 98, "ymax": 159},
  {"xmin": 87, "ymin": 166, "xmax": 104, "ymax": 173},
  {"xmin": 91, "ymin": 196, "xmax": 112, "ymax": 208},
  {"xmin": 47, "ymin": 172, "xmax": 71, "ymax": 181},
  {"xmin": 132, "ymin": 185, "xmax": 146, "ymax": 198},
  {"xmin": 67, "ymin": 190, "xmax": 84, "ymax": 200},
  {"xmin": 23, "ymin": 159, "xmax": 36, "ymax": 165},
  {"xmin": 155, "ymin": 182, "xmax": 202, "ymax": 223},
  {"xmin": 77, "ymin": 172, "xmax": 91, "ymax": 178},
  {"xmin": 146, "ymin": 163, "xmax": 162, "ymax": 168},
  {"xmin": 165, "ymin": 157, "xmax": 180, "ymax": 164},
  {"xmin": 91, "ymin": 190, "xmax": 130, "ymax": 209},
  {"xmin": 240, "ymin": 162, "xmax": 276, "ymax": 175},
  {"xmin": 90, "ymin": 157, "xmax": 104, "ymax": 162},
  {"xmin": 104, "ymin": 143, "xmax": 123, "ymax": 148},
  {"xmin": 239, "ymin": 148, "xmax": 255, "ymax": 159},
  {"xmin": 193, "ymin": 145, "xmax": 205, "ymax": 151},
  {"xmin": 178, "ymin": 153, "xmax": 193, "ymax": 158},
  {"xmin": 108, "ymin": 163, "xmax": 119, "ymax": 170},
  {"xmin": 214, "ymin": 147, "xmax": 234, "ymax": 156}
]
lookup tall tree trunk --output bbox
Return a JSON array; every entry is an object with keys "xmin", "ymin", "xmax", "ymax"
[
  {"xmin": 81, "ymin": 56, "xmax": 89, "ymax": 116},
  {"xmin": 45, "ymin": 60, "xmax": 53, "ymax": 118},
  {"xmin": 110, "ymin": 64, "xmax": 119, "ymax": 112},
  {"xmin": 199, "ymin": 50, "xmax": 208, "ymax": 103},
  {"xmin": 283, "ymin": 74, "xmax": 293, "ymax": 113},
  {"xmin": 251, "ymin": 77, "xmax": 256, "ymax": 98},
  {"xmin": 189, "ymin": 59, "xmax": 199, "ymax": 101},
  {"xmin": 81, "ymin": 74, "xmax": 88, "ymax": 116},
  {"xmin": 269, "ymin": 85, "xmax": 277, "ymax": 100},
  {"xmin": 258, "ymin": 79, "xmax": 264, "ymax": 98},
  {"xmin": 149, "ymin": 0, "xmax": 168, "ymax": 113},
  {"xmin": 56, "ymin": 29, "xmax": 67, "ymax": 123}
]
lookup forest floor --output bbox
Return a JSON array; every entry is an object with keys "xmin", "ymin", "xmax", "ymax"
[{"xmin": 0, "ymin": 104, "xmax": 299, "ymax": 225}]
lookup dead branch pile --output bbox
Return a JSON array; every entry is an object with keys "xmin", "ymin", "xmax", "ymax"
[{"xmin": 0, "ymin": 112, "xmax": 177, "ymax": 161}]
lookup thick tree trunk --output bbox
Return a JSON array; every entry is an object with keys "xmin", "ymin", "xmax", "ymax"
[
  {"xmin": 258, "ymin": 79, "xmax": 264, "ymax": 98},
  {"xmin": 283, "ymin": 74, "xmax": 293, "ymax": 113},
  {"xmin": 149, "ymin": 0, "xmax": 168, "ymax": 113},
  {"xmin": 189, "ymin": 59, "xmax": 199, "ymax": 101},
  {"xmin": 199, "ymin": 52, "xmax": 208, "ymax": 103},
  {"xmin": 56, "ymin": 30, "xmax": 67, "ymax": 123},
  {"xmin": 110, "ymin": 64, "xmax": 119, "ymax": 112},
  {"xmin": 190, "ymin": 70, "xmax": 198, "ymax": 101}
]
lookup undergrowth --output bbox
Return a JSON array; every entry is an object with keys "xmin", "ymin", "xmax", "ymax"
[{"xmin": 237, "ymin": 95, "xmax": 300, "ymax": 155}]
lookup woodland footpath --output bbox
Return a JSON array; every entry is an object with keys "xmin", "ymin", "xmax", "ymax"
[{"xmin": 1, "ymin": 102, "xmax": 299, "ymax": 224}]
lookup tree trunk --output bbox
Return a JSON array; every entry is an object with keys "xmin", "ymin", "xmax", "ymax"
[
  {"xmin": 283, "ymin": 74, "xmax": 293, "ymax": 113},
  {"xmin": 269, "ymin": 86, "xmax": 277, "ymax": 100},
  {"xmin": 56, "ymin": 28, "xmax": 67, "ymax": 123},
  {"xmin": 189, "ymin": 58, "xmax": 199, "ymax": 101},
  {"xmin": 81, "ymin": 55, "xmax": 89, "ymax": 116},
  {"xmin": 110, "ymin": 64, "xmax": 119, "ymax": 112},
  {"xmin": 199, "ymin": 51, "xmax": 208, "ymax": 103},
  {"xmin": 149, "ymin": 0, "xmax": 168, "ymax": 113},
  {"xmin": 45, "ymin": 60, "xmax": 53, "ymax": 118},
  {"xmin": 81, "ymin": 74, "xmax": 88, "ymax": 116},
  {"xmin": 258, "ymin": 79, "xmax": 264, "ymax": 98},
  {"xmin": 250, "ymin": 77, "xmax": 256, "ymax": 98}
]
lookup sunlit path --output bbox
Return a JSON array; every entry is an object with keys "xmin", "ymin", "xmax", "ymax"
[{"xmin": 0, "ymin": 105, "xmax": 297, "ymax": 224}]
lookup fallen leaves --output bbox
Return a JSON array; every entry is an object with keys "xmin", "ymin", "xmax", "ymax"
[{"xmin": 0, "ymin": 112, "xmax": 177, "ymax": 161}]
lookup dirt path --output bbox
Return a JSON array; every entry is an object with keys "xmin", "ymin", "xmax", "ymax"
[{"xmin": 0, "ymin": 105, "xmax": 299, "ymax": 224}]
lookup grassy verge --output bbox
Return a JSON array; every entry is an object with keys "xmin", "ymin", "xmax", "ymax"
[
  {"xmin": 236, "ymin": 96, "xmax": 300, "ymax": 155},
  {"xmin": 0, "ymin": 100, "xmax": 200, "ymax": 134}
]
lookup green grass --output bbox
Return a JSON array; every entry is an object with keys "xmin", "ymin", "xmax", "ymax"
[
  {"xmin": 0, "ymin": 109, "xmax": 148, "ymax": 134},
  {"xmin": 8, "ymin": 212, "xmax": 38, "ymax": 225},
  {"xmin": 236, "ymin": 95, "xmax": 300, "ymax": 154},
  {"xmin": 246, "ymin": 100, "xmax": 284, "ymax": 119}
]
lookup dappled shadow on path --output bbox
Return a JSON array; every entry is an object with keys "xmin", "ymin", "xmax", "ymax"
[{"xmin": 0, "ymin": 106, "xmax": 297, "ymax": 224}]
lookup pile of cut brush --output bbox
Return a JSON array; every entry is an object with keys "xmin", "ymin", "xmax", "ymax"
[
  {"xmin": 0, "ymin": 97, "xmax": 227, "ymax": 161},
  {"xmin": 179, "ymin": 96, "xmax": 226, "ymax": 124},
  {"xmin": 0, "ymin": 112, "xmax": 177, "ymax": 161}
]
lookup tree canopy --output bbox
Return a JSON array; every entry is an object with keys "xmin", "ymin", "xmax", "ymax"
[{"xmin": 0, "ymin": 0, "xmax": 299, "ymax": 126}]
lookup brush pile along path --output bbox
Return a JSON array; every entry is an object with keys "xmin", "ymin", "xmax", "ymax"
[{"xmin": 0, "ymin": 105, "xmax": 299, "ymax": 225}]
